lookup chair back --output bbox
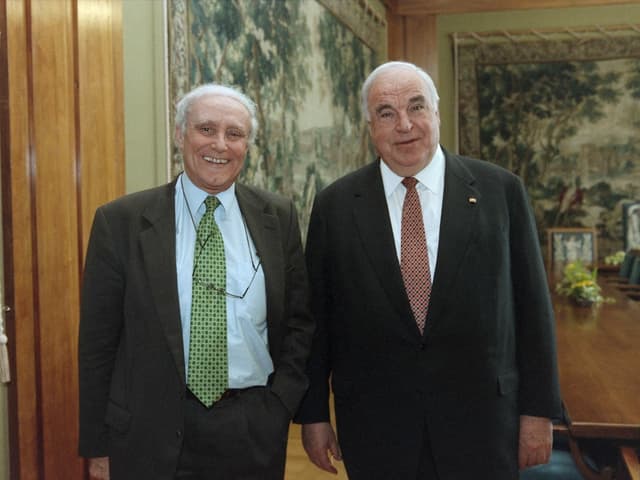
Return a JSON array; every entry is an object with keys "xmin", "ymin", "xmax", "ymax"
[
  {"xmin": 620, "ymin": 250, "xmax": 640, "ymax": 278},
  {"xmin": 629, "ymin": 257, "xmax": 640, "ymax": 285}
]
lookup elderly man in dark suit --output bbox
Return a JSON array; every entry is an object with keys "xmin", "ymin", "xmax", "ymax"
[
  {"xmin": 295, "ymin": 61, "xmax": 561, "ymax": 479},
  {"xmin": 78, "ymin": 83, "xmax": 313, "ymax": 480}
]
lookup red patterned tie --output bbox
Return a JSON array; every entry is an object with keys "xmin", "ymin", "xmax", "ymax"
[{"xmin": 400, "ymin": 177, "xmax": 432, "ymax": 334}]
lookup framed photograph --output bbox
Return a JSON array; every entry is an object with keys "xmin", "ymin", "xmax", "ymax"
[
  {"xmin": 547, "ymin": 228, "xmax": 598, "ymax": 268},
  {"xmin": 623, "ymin": 201, "xmax": 640, "ymax": 250}
]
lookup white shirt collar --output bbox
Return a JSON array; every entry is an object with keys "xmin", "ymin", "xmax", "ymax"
[
  {"xmin": 179, "ymin": 172, "xmax": 236, "ymax": 216},
  {"xmin": 380, "ymin": 144, "xmax": 445, "ymax": 197}
]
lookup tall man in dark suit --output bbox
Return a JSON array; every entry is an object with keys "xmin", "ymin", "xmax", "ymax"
[
  {"xmin": 295, "ymin": 61, "xmax": 561, "ymax": 479},
  {"xmin": 78, "ymin": 83, "xmax": 314, "ymax": 480}
]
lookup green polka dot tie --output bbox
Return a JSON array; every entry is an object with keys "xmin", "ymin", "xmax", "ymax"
[{"xmin": 188, "ymin": 196, "xmax": 228, "ymax": 406}]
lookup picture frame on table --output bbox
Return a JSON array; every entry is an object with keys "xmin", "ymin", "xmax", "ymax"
[{"xmin": 547, "ymin": 227, "xmax": 598, "ymax": 269}]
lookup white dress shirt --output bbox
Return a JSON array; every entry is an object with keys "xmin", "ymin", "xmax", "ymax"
[
  {"xmin": 175, "ymin": 172, "xmax": 273, "ymax": 389},
  {"xmin": 379, "ymin": 145, "xmax": 446, "ymax": 280}
]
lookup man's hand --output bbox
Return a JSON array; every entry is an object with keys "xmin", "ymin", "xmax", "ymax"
[
  {"xmin": 519, "ymin": 415, "xmax": 553, "ymax": 469},
  {"xmin": 301, "ymin": 422, "xmax": 343, "ymax": 474},
  {"xmin": 88, "ymin": 456, "xmax": 110, "ymax": 480}
]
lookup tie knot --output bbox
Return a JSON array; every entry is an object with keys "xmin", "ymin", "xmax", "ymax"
[
  {"xmin": 204, "ymin": 196, "xmax": 219, "ymax": 213},
  {"xmin": 402, "ymin": 177, "xmax": 418, "ymax": 190}
]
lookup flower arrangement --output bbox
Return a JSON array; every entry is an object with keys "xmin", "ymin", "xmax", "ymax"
[{"xmin": 555, "ymin": 261, "xmax": 608, "ymax": 306}]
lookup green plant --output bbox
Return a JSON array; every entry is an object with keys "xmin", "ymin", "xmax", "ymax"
[
  {"xmin": 604, "ymin": 250, "xmax": 625, "ymax": 266},
  {"xmin": 556, "ymin": 261, "xmax": 607, "ymax": 305}
]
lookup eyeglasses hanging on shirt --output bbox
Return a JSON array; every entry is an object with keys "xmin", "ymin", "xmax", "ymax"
[
  {"xmin": 181, "ymin": 174, "xmax": 261, "ymax": 299},
  {"xmin": 192, "ymin": 216, "xmax": 261, "ymax": 299}
]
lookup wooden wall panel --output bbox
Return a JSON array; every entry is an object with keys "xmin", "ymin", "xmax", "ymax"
[
  {"xmin": 77, "ymin": 0, "xmax": 124, "ymax": 255},
  {"xmin": 405, "ymin": 15, "xmax": 438, "ymax": 80},
  {"xmin": 386, "ymin": 13, "xmax": 405, "ymax": 62},
  {"xmin": 2, "ymin": 0, "xmax": 124, "ymax": 478},
  {"xmin": 386, "ymin": 11, "xmax": 438, "ymax": 80},
  {"xmin": 30, "ymin": 0, "xmax": 85, "ymax": 477},
  {"xmin": 5, "ymin": 1, "xmax": 40, "ymax": 478}
]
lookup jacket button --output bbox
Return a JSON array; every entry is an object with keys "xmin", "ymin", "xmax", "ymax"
[
  {"xmin": 419, "ymin": 343, "xmax": 426, "ymax": 350},
  {"xmin": 176, "ymin": 430, "xmax": 183, "ymax": 438}
]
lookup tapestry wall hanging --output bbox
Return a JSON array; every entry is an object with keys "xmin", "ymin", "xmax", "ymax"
[
  {"xmin": 454, "ymin": 25, "xmax": 640, "ymax": 259},
  {"xmin": 168, "ymin": 0, "xmax": 386, "ymax": 236}
]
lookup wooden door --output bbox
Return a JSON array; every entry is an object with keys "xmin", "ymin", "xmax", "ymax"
[{"xmin": 0, "ymin": 1, "xmax": 124, "ymax": 478}]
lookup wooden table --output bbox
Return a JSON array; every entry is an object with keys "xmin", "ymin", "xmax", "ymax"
[{"xmin": 551, "ymin": 269, "xmax": 640, "ymax": 479}]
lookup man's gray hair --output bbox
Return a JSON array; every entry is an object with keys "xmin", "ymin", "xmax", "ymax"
[
  {"xmin": 361, "ymin": 61, "xmax": 440, "ymax": 121},
  {"xmin": 174, "ymin": 83, "xmax": 259, "ymax": 143}
]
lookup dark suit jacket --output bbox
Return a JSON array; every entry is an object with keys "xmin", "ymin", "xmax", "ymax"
[
  {"xmin": 78, "ymin": 180, "xmax": 313, "ymax": 479},
  {"xmin": 296, "ymin": 150, "xmax": 561, "ymax": 479}
]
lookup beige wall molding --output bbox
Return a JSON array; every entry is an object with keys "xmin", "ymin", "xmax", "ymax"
[
  {"xmin": 453, "ymin": 23, "xmax": 640, "ymax": 45},
  {"xmin": 387, "ymin": 0, "xmax": 640, "ymax": 15}
]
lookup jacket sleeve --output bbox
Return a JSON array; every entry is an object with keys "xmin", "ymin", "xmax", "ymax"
[
  {"xmin": 509, "ymin": 176, "xmax": 562, "ymax": 419},
  {"xmin": 78, "ymin": 207, "xmax": 124, "ymax": 457},
  {"xmin": 294, "ymin": 196, "xmax": 332, "ymax": 424},
  {"xmin": 268, "ymin": 199, "xmax": 316, "ymax": 416}
]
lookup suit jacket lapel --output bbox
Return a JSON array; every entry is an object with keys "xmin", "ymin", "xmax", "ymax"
[
  {"xmin": 352, "ymin": 162, "xmax": 415, "ymax": 327},
  {"xmin": 427, "ymin": 151, "xmax": 480, "ymax": 330},
  {"xmin": 235, "ymin": 184, "xmax": 283, "ymax": 351},
  {"xmin": 139, "ymin": 181, "xmax": 186, "ymax": 383}
]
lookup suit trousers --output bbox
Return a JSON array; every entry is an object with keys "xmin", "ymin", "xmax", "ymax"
[
  {"xmin": 342, "ymin": 418, "xmax": 439, "ymax": 480},
  {"xmin": 337, "ymin": 388, "xmax": 440, "ymax": 480},
  {"xmin": 175, "ymin": 386, "xmax": 290, "ymax": 480}
]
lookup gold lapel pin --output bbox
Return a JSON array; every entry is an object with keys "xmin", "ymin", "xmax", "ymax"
[{"xmin": 468, "ymin": 197, "xmax": 477, "ymax": 204}]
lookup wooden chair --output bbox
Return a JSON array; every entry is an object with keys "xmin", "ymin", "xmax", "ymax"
[
  {"xmin": 627, "ymin": 257, "xmax": 640, "ymax": 285},
  {"xmin": 519, "ymin": 422, "xmax": 603, "ymax": 480},
  {"xmin": 618, "ymin": 255, "xmax": 640, "ymax": 301},
  {"xmin": 617, "ymin": 446, "xmax": 640, "ymax": 480}
]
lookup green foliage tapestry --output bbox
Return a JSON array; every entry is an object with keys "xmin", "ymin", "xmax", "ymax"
[
  {"xmin": 455, "ymin": 29, "xmax": 640, "ymax": 259},
  {"xmin": 169, "ymin": 0, "xmax": 382, "ymax": 237}
]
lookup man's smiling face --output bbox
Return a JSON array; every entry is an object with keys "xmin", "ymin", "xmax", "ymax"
[{"xmin": 176, "ymin": 94, "xmax": 251, "ymax": 194}]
